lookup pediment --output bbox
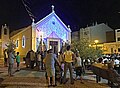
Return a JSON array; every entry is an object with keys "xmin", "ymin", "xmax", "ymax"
[
  {"xmin": 36, "ymin": 12, "xmax": 71, "ymax": 32},
  {"xmin": 48, "ymin": 31, "xmax": 59, "ymax": 38}
]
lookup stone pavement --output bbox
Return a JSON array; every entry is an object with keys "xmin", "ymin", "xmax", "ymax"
[{"xmin": 0, "ymin": 60, "xmax": 110, "ymax": 88}]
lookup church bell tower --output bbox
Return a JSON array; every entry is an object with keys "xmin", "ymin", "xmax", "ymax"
[{"xmin": 1, "ymin": 24, "xmax": 10, "ymax": 57}]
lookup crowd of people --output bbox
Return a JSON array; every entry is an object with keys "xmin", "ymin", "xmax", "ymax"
[
  {"xmin": 96, "ymin": 54, "xmax": 120, "ymax": 74},
  {"xmin": 4, "ymin": 45, "xmax": 120, "ymax": 87},
  {"xmin": 43, "ymin": 45, "xmax": 84, "ymax": 87},
  {"xmin": 3, "ymin": 45, "xmax": 84, "ymax": 87},
  {"xmin": 25, "ymin": 50, "xmax": 45, "ymax": 70}
]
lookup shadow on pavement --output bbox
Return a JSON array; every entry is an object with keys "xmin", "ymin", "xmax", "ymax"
[
  {"xmin": 20, "ymin": 66, "xmax": 46, "ymax": 72},
  {"xmin": 0, "ymin": 78, "xmax": 4, "ymax": 83},
  {"xmin": 0, "ymin": 78, "xmax": 6, "ymax": 88}
]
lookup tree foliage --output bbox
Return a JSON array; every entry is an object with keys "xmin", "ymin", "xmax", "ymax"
[
  {"xmin": 5, "ymin": 40, "xmax": 16, "ymax": 52},
  {"xmin": 71, "ymin": 38, "xmax": 103, "ymax": 60}
]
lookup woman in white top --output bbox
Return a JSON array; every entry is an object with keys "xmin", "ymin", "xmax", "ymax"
[{"xmin": 74, "ymin": 52, "xmax": 83, "ymax": 83}]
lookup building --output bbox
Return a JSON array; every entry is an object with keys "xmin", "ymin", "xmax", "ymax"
[
  {"xmin": 71, "ymin": 31, "xmax": 80, "ymax": 41},
  {"xmin": 100, "ymin": 29, "xmax": 120, "ymax": 54},
  {"xmin": 72, "ymin": 23, "xmax": 115, "ymax": 43},
  {"xmin": 81, "ymin": 23, "xmax": 115, "ymax": 43},
  {"xmin": 0, "ymin": 24, "xmax": 9, "ymax": 57},
  {"xmin": 72, "ymin": 23, "xmax": 117, "ymax": 54},
  {"xmin": 103, "ymin": 42, "xmax": 120, "ymax": 54},
  {"xmin": 0, "ymin": 6, "xmax": 71, "ymax": 58},
  {"xmin": 103, "ymin": 29, "xmax": 120, "ymax": 54}
]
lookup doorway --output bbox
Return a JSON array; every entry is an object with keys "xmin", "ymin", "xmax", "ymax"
[
  {"xmin": 49, "ymin": 41, "xmax": 58, "ymax": 54},
  {"xmin": 47, "ymin": 38, "xmax": 60, "ymax": 54}
]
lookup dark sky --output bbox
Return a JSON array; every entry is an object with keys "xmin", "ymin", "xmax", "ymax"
[{"xmin": 0, "ymin": 0, "xmax": 120, "ymax": 32}]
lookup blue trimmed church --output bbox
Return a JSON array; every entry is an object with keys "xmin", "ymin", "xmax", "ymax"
[{"xmin": 8, "ymin": 5, "xmax": 72, "ymax": 57}]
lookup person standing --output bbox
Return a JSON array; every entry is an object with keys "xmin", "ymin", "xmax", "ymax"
[
  {"xmin": 74, "ymin": 53, "xmax": 83, "ymax": 83},
  {"xmin": 114, "ymin": 58, "xmax": 120, "ymax": 74},
  {"xmin": 4, "ymin": 49, "xmax": 8, "ymax": 67},
  {"xmin": 8, "ymin": 50, "xmax": 15, "ymax": 77},
  {"xmin": 58, "ymin": 52, "xmax": 64, "ymax": 64},
  {"xmin": 41, "ymin": 51, "xmax": 44, "ymax": 70},
  {"xmin": 44, "ymin": 49, "xmax": 60, "ymax": 87},
  {"xmin": 25, "ymin": 51, "xmax": 30, "ymax": 68},
  {"xmin": 107, "ymin": 62, "xmax": 120, "ymax": 85},
  {"xmin": 30, "ymin": 50, "xmax": 35, "ymax": 69},
  {"xmin": 37, "ymin": 51, "xmax": 41, "ymax": 71},
  {"xmin": 63, "ymin": 45, "xmax": 75, "ymax": 84},
  {"xmin": 16, "ymin": 52, "xmax": 20, "ymax": 71}
]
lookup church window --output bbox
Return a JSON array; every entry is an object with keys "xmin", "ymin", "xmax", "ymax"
[
  {"xmin": 111, "ymin": 48, "xmax": 113, "ymax": 53},
  {"xmin": 4, "ymin": 28, "xmax": 7, "ymax": 35},
  {"xmin": 118, "ymin": 37, "xmax": 120, "ymax": 41},
  {"xmin": 22, "ymin": 36, "xmax": 25, "ymax": 48},
  {"xmin": 84, "ymin": 31, "xmax": 89, "ymax": 35},
  {"xmin": 16, "ymin": 40, "xmax": 19, "ymax": 48},
  {"xmin": 118, "ymin": 48, "xmax": 120, "ymax": 52},
  {"xmin": 52, "ymin": 21, "xmax": 55, "ymax": 25}
]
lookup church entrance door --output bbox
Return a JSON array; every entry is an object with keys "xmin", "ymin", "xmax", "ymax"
[
  {"xmin": 49, "ymin": 41, "xmax": 58, "ymax": 54},
  {"xmin": 47, "ymin": 38, "xmax": 60, "ymax": 54}
]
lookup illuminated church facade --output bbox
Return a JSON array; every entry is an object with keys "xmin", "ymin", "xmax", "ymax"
[{"xmin": 9, "ymin": 6, "xmax": 71, "ymax": 57}]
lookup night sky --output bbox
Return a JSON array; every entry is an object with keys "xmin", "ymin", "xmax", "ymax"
[{"xmin": 0, "ymin": 0, "xmax": 120, "ymax": 32}]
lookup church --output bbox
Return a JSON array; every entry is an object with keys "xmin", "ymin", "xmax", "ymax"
[{"xmin": 0, "ymin": 5, "xmax": 71, "ymax": 58}]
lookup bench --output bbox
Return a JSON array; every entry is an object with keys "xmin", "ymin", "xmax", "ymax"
[{"xmin": 91, "ymin": 64, "xmax": 120, "ymax": 87}]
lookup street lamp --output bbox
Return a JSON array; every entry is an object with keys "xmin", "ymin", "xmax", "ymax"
[
  {"xmin": 94, "ymin": 40, "xmax": 99, "ymax": 49},
  {"xmin": 94, "ymin": 40, "xmax": 99, "ymax": 44},
  {"xmin": 89, "ymin": 44, "xmax": 91, "ymax": 47}
]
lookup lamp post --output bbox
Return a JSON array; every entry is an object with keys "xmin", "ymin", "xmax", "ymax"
[
  {"xmin": 89, "ymin": 44, "xmax": 91, "ymax": 47},
  {"xmin": 94, "ymin": 40, "xmax": 99, "ymax": 49}
]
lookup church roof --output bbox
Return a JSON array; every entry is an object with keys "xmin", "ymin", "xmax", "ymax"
[
  {"xmin": 89, "ymin": 23, "xmax": 113, "ymax": 31},
  {"xmin": 10, "ymin": 6, "xmax": 71, "ymax": 38},
  {"xmin": 35, "ymin": 6, "xmax": 71, "ymax": 32},
  {"xmin": 10, "ymin": 26, "xmax": 31, "ymax": 37}
]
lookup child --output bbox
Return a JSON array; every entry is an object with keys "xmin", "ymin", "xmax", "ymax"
[
  {"xmin": 16, "ymin": 52, "xmax": 20, "ymax": 71},
  {"xmin": 74, "ymin": 53, "xmax": 83, "ymax": 83}
]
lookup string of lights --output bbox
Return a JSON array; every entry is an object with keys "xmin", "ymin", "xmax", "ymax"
[{"xmin": 21, "ymin": 0, "xmax": 35, "ymax": 20}]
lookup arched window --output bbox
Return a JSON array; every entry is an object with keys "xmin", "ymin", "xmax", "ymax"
[
  {"xmin": 22, "ymin": 36, "xmax": 25, "ymax": 48},
  {"xmin": 16, "ymin": 39, "xmax": 19, "ymax": 48}
]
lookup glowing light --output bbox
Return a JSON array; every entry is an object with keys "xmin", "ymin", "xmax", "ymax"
[
  {"xmin": 94, "ymin": 40, "xmax": 99, "ymax": 44},
  {"xmin": 89, "ymin": 44, "xmax": 91, "ymax": 47}
]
